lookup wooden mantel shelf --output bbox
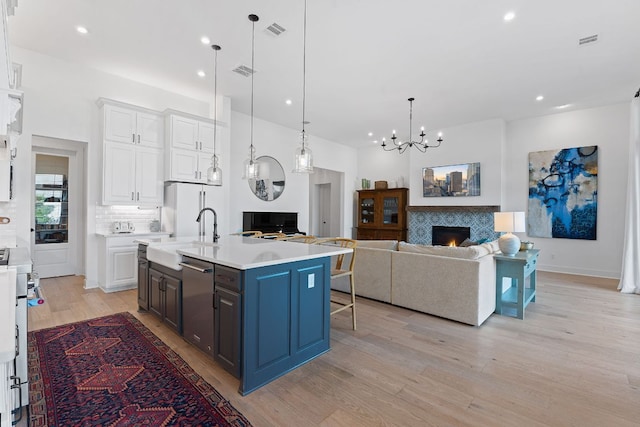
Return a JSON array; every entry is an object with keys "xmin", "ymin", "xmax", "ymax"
[{"xmin": 407, "ymin": 205, "xmax": 501, "ymax": 213}]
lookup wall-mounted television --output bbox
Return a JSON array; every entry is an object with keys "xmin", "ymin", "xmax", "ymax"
[{"xmin": 422, "ymin": 162, "xmax": 481, "ymax": 197}]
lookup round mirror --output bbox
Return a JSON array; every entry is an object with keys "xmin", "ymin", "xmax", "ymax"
[{"xmin": 248, "ymin": 156, "xmax": 286, "ymax": 201}]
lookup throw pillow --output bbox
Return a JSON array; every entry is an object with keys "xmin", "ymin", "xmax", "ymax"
[{"xmin": 459, "ymin": 238, "xmax": 478, "ymax": 247}]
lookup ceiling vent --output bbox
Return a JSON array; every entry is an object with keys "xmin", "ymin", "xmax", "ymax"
[
  {"xmin": 232, "ymin": 64, "xmax": 255, "ymax": 77},
  {"xmin": 265, "ymin": 22, "xmax": 286, "ymax": 37},
  {"xmin": 578, "ymin": 34, "xmax": 599, "ymax": 46}
]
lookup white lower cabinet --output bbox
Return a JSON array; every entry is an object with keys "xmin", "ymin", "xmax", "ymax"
[{"xmin": 98, "ymin": 235, "xmax": 139, "ymax": 293}]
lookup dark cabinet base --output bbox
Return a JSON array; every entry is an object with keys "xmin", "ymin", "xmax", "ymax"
[{"xmin": 148, "ymin": 264, "xmax": 183, "ymax": 335}]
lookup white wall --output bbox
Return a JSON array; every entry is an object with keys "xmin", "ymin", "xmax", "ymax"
[
  {"xmin": 357, "ymin": 107, "xmax": 631, "ymax": 278},
  {"xmin": 11, "ymin": 47, "xmax": 209, "ymax": 287},
  {"xmin": 409, "ymin": 119, "xmax": 505, "ymax": 207},
  {"xmin": 357, "ymin": 145, "xmax": 410, "ymax": 189},
  {"xmin": 229, "ymin": 111, "xmax": 357, "ymax": 237},
  {"xmin": 505, "ymin": 103, "xmax": 630, "ymax": 278}
]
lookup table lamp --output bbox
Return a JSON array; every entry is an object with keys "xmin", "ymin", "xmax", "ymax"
[{"xmin": 494, "ymin": 212, "xmax": 525, "ymax": 256}]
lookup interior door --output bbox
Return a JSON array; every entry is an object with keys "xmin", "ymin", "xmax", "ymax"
[
  {"xmin": 317, "ymin": 183, "xmax": 331, "ymax": 237},
  {"xmin": 32, "ymin": 152, "xmax": 77, "ymax": 277}
]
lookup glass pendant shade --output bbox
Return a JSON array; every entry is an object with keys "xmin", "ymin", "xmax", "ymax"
[
  {"xmin": 242, "ymin": 146, "xmax": 260, "ymax": 180},
  {"xmin": 206, "ymin": 154, "xmax": 222, "ymax": 186},
  {"xmin": 293, "ymin": 132, "xmax": 313, "ymax": 173}
]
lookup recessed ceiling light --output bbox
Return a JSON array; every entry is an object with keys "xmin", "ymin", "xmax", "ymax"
[
  {"xmin": 555, "ymin": 104, "xmax": 571, "ymax": 109},
  {"xmin": 285, "ymin": 99, "xmax": 292, "ymax": 105},
  {"xmin": 368, "ymin": 132, "xmax": 373, "ymax": 137},
  {"xmin": 201, "ymin": 36, "xmax": 211, "ymax": 45},
  {"xmin": 197, "ymin": 70, "xmax": 206, "ymax": 78},
  {"xmin": 76, "ymin": 26, "xmax": 88, "ymax": 34},
  {"xmin": 536, "ymin": 95, "xmax": 544, "ymax": 101},
  {"xmin": 503, "ymin": 11, "xmax": 516, "ymax": 22}
]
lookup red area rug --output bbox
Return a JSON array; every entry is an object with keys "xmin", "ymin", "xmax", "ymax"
[{"xmin": 28, "ymin": 312, "xmax": 252, "ymax": 426}]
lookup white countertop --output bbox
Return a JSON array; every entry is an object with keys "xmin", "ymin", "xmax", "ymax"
[
  {"xmin": 144, "ymin": 235, "xmax": 352, "ymax": 270},
  {"xmin": 97, "ymin": 231, "xmax": 171, "ymax": 238}
]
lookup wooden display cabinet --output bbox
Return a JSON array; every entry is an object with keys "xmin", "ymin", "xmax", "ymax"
[{"xmin": 356, "ymin": 188, "xmax": 408, "ymax": 241}]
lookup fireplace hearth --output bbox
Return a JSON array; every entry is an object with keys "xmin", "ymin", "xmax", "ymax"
[{"xmin": 432, "ymin": 226, "xmax": 471, "ymax": 246}]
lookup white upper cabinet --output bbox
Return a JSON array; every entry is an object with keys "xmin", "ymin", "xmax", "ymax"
[
  {"xmin": 104, "ymin": 103, "xmax": 162, "ymax": 148},
  {"xmin": 165, "ymin": 112, "xmax": 223, "ymax": 183},
  {"xmin": 168, "ymin": 114, "xmax": 215, "ymax": 153},
  {"xmin": 99, "ymin": 98, "xmax": 164, "ymax": 206}
]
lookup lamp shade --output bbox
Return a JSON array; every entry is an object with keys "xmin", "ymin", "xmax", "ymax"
[{"xmin": 494, "ymin": 212, "xmax": 525, "ymax": 233}]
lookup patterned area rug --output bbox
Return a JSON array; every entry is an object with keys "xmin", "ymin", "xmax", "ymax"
[{"xmin": 28, "ymin": 312, "xmax": 252, "ymax": 426}]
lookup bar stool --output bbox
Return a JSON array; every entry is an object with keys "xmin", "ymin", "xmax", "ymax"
[
  {"xmin": 231, "ymin": 230, "xmax": 263, "ymax": 237},
  {"xmin": 276, "ymin": 234, "xmax": 317, "ymax": 243},
  {"xmin": 315, "ymin": 238, "xmax": 357, "ymax": 330},
  {"xmin": 254, "ymin": 232, "xmax": 286, "ymax": 239}
]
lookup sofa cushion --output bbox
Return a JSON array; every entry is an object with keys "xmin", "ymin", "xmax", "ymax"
[
  {"xmin": 355, "ymin": 240, "xmax": 398, "ymax": 250},
  {"xmin": 398, "ymin": 242, "xmax": 490, "ymax": 260}
]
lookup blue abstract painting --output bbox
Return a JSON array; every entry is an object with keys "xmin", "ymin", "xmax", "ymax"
[{"xmin": 528, "ymin": 146, "xmax": 598, "ymax": 240}]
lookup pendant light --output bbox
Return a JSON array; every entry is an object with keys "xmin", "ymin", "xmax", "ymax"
[
  {"xmin": 292, "ymin": 0, "xmax": 314, "ymax": 173},
  {"xmin": 242, "ymin": 14, "xmax": 261, "ymax": 180},
  {"xmin": 206, "ymin": 44, "xmax": 223, "ymax": 186}
]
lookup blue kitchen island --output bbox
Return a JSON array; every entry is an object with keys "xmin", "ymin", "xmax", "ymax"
[{"xmin": 143, "ymin": 236, "xmax": 351, "ymax": 395}]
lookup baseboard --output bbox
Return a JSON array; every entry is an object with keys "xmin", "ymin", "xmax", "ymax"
[{"xmin": 537, "ymin": 264, "xmax": 620, "ymax": 280}]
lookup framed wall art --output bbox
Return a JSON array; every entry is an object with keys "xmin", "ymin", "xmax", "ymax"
[
  {"xmin": 528, "ymin": 146, "xmax": 598, "ymax": 240},
  {"xmin": 422, "ymin": 162, "xmax": 481, "ymax": 197}
]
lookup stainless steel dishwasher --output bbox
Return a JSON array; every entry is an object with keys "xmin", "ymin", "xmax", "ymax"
[{"xmin": 180, "ymin": 256, "xmax": 215, "ymax": 357}]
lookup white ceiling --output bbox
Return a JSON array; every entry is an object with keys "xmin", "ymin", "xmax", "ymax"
[{"xmin": 7, "ymin": 0, "xmax": 640, "ymax": 148}]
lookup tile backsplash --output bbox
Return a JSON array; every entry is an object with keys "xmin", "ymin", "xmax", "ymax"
[{"xmin": 95, "ymin": 205, "xmax": 160, "ymax": 234}]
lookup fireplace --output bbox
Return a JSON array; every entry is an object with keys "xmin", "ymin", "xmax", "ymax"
[{"xmin": 432, "ymin": 226, "xmax": 470, "ymax": 246}]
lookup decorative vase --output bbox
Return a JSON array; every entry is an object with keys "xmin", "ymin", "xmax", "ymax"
[{"xmin": 498, "ymin": 232, "xmax": 520, "ymax": 256}]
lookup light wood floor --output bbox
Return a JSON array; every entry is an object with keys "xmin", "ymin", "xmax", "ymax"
[{"xmin": 29, "ymin": 273, "xmax": 640, "ymax": 426}]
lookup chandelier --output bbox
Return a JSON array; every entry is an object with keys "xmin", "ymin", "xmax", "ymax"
[{"xmin": 381, "ymin": 97, "xmax": 443, "ymax": 154}]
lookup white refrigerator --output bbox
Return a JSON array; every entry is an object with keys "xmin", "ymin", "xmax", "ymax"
[{"xmin": 162, "ymin": 182, "xmax": 226, "ymax": 239}]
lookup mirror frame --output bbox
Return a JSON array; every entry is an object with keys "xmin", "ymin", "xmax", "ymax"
[{"xmin": 248, "ymin": 155, "xmax": 286, "ymax": 201}]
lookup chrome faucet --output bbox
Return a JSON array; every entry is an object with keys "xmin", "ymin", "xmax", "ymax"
[{"xmin": 196, "ymin": 208, "xmax": 219, "ymax": 243}]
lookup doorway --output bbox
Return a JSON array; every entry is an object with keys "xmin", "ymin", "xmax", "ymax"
[
  {"xmin": 310, "ymin": 168, "xmax": 343, "ymax": 238},
  {"xmin": 31, "ymin": 137, "xmax": 86, "ymax": 278}
]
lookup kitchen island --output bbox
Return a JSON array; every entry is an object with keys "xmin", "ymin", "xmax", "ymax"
[{"xmin": 138, "ymin": 236, "xmax": 352, "ymax": 395}]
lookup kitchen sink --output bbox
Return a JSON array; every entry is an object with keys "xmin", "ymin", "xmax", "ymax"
[{"xmin": 146, "ymin": 241, "xmax": 218, "ymax": 270}]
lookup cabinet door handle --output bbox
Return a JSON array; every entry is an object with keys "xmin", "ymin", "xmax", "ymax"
[
  {"xmin": 195, "ymin": 171, "xmax": 198, "ymax": 179},
  {"xmin": 136, "ymin": 192, "xmax": 140, "ymax": 201},
  {"xmin": 131, "ymin": 192, "xmax": 135, "ymax": 200},
  {"xmin": 195, "ymin": 141, "xmax": 199, "ymax": 150},
  {"xmin": 213, "ymin": 291, "xmax": 217, "ymax": 309},
  {"xmin": 199, "ymin": 171, "xmax": 202, "ymax": 179},
  {"xmin": 199, "ymin": 141, "xmax": 202, "ymax": 150},
  {"xmin": 15, "ymin": 324, "xmax": 19, "ymax": 356},
  {"xmin": 132, "ymin": 133, "xmax": 135, "ymax": 143},
  {"xmin": 137, "ymin": 134, "xmax": 141, "ymax": 144},
  {"xmin": 179, "ymin": 262, "xmax": 213, "ymax": 273}
]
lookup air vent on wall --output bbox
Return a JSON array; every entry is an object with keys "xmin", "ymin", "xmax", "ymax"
[
  {"xmin": 232, "ymin": 65, "xmax": 255, "ymax": 77},
  {"xmin": 578, "ymin": 34, "xmax": 599, "ymax": 46},
  {"xmin": 265, "ymin": 22, "xmax": 286, "ymax": 36}
]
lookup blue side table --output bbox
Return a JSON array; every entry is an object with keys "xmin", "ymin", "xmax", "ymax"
[{"xmin": 494, "ymin": 249, "xmax": 539, "ymax": 319}]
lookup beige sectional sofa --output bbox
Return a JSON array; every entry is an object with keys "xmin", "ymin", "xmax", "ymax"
[{"xmin": 332, "ymin": 240, "xmax": 498, "ymax": 326}]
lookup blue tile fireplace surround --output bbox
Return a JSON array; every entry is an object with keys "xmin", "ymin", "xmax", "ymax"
[{"xmin": 407, "ymin": 206, "xmax": 501, "ymax": 245}]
